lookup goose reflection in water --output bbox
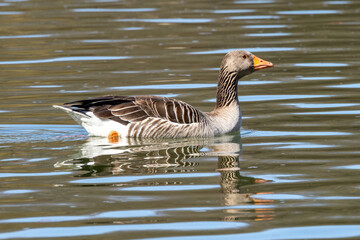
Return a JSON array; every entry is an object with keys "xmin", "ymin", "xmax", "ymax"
[{"xmin": 55, "ymin": 134, "xmax": 273, "ymax": 221}]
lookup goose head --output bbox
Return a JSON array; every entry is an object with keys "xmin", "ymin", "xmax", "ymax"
[{"xmin": 220, "ymin": 50, "xmax": 273, "ymax": 78}]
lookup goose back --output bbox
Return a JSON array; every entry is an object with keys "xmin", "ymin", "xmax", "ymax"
[{"xmin": 63, "ymin": 95, "xmax": 212, "ymax": 138}]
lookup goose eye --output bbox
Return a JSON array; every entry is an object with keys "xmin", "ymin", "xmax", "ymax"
[{"xmin": 242, "ymin": 55, "xmax": 247, "ymax": 59}]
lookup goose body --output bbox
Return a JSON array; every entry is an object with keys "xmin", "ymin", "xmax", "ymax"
[{"xmin": 54, "ymin": 50, "xmax": 273, "ymax": 139}]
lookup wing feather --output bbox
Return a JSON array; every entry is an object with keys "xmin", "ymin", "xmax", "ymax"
[{"xmin": 61, "ymin": 95, "xmax": 205, "ymax": 126}]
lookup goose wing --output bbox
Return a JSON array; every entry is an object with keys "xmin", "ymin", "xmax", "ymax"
[{"xmin": 64, "ymin": 95, "xmax": 205, "ymax": 125}]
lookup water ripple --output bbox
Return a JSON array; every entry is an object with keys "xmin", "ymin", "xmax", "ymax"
[
  {"xmin": 283, "ymin": 103, "xmax": 359, "ymax": 108},
  {"xmin": 0, "ymin": 222, "xmax": 248, "ymax": 239},
  {"xmin": 116, "ymin": 18, "xmax": 213, "ymax": 23},
  {"xmin": 72, "ymin": 8, "xmax": 156, "ymax": 12},
  {"xmin": 143, "ymin": 225, "xmax": 360, "ymax": 240},
  {"xmin": 252, "ymin": 193, "xmax": 307, "ymax": 200},
  {"xmin": 2, "ymin": 189, "xmax": 37, "ymax": 195},
  {"xmin": 277, "ymin": 10, "xmax": 342, "ymax": 15},
  {"xmin": 71, "ymin": 172, "xmax": 219, "ymax": 184},
  {"xmin": 27, "ymin": 85, "xmax": 62, "ymax": 88},
  {"xmin": 0, "ymin": 205, "xmax": 273, "ymax": 224},
  {"xmin": 245, "ymin": 142, "xmax": 336, "ymax": 149},
  {"xmin": 243, "ymin": 24, "xmax": 287, "ymax": 29},
  {"xmin": 212, "ymin": 9, "xmax": 254, "ymax": 14},
  {"xmin": 324, "ymin": 1, "xmax": 351, "ymax": 4},
  {"xmin": 0, "ymin": 172, "xmax": 71, "ymax": 178},
  {"xmin": 0, "ymin": 34, "xmax": 51, "ymax": 39},
  {"xmin": 328, "ymin": 83, "xmax": 360, "ymax": 88},
  {"xmin": 0, "ymin": 11, "xmax": 22, "ymax": 15},
  {"xmin": 238, "ymin": 94, "xmax": 332, "ymax": 102},
  {"xmin": 0, "ymin": 210, "xmax": 157, "ymax": 223},
  {"xmin": 245, "ymin": 33, "xmax": 291, "ymax": 37},
  {"xmin": 228, "ymin": 15, "xmax": 280, "ymax": 20},
  {"xmin": 118, "ymin": 27, "xmax": 144, "ymax": 31},
  {"xmin": 120, "ymin": 185, "xmax": 218, "ymax": 192},
  {"xmin": 297, "ymin": 76, "xmax": 345, "ymax": 80},
  {"xmin": 0, "ymin": 56, "xmax": 130, "ymax": 65},
  {"xmin": 82, "ymin": 39, "xmax": 128, "ymax": 43},
  {"xmin": 249, "ymin": 130, "xmax": 351, "ymax": 137},
  {"xmin": 109, "ymin": 83, "xmax": 216, "ymax": 90},
  {"xmin": 274, "ymin": 142, "xmax": 335, "ymax": 149},
  {"xmin": 235, "ymin": 0, "xmax": 275, "ymax": 4},
  {"xmin": 0, "ymin": 124, "xmax": 85, "ymax": 144},
  {"xmin": 239, "ymin": 80, "xmax": 280, "ymax": 85},
  {"xmin": 189, "ymin": 47, "xmax": 295, "ymax": 55},
  {"xmin": 293, "ymin": 110, "xmax": 360, "ymax": 115},
  {"xmin": 333, "ymin": 164, "xmax": 360, "ymax": 170},
  {"xmin": 295, "ymin": 63, "xmax": 348, "ymax": 67}
]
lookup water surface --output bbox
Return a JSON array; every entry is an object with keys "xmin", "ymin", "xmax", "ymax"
[{"xmin": 1, "ymin": 0, "xmax": 360, "ymax": 239}]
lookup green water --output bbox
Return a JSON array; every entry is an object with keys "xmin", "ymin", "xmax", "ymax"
[{"xmin": 0, "ymin": 0, "xmax": 360, "ymax": 239}]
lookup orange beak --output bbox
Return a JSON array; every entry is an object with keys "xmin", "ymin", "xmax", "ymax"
[{"xmin": 253, "ymin": 55, "xmax": 273, "ymax": 71}]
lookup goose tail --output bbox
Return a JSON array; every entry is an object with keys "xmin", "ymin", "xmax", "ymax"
[{"xmin": 53, "ymin": 105, "xmax": 90, "ymax": 125}]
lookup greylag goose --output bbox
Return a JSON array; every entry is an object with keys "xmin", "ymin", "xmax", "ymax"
[{"xmin": 54, "ymin": 50, "xmax": 273, "ymax": 139}]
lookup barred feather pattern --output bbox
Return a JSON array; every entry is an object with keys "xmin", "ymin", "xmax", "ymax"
[
  {"xmin": 216, "ymin": 66, "xmax": 239, "ymax": 108},
  {"xmin": 127, "ymin": 118, "xmax": 212, "ymax": 138},
  {"xmin": 61, "ymin": 95, "xmax": 215, "ymax": 138}
]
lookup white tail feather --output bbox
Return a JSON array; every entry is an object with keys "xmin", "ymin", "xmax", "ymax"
[
  {"xmin": 53, "ymin": 105, "xmax": 127, "ymax": 137},
  {"xmin": 53, "ymin": 105, "xmax": 89, "ymax": 125}
]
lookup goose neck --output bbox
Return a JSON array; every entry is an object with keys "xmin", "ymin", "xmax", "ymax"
[{"xmin": 215, "ymin": 68, "xmax": 241, "ymax": 109}]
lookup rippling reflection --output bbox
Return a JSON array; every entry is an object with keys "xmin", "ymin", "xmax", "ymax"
[
  {"xmin": 58, "ymin": 135, "xmax": 241, "ymax": 177},
  {"xmin": 56, "ymin": 134, "xmax": 273, "ymax": 220}
]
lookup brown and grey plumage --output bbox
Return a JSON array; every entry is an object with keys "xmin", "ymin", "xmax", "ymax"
[{"xmin": 53, "ymin": 50, "xmax": 273, "ymax": 139}]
